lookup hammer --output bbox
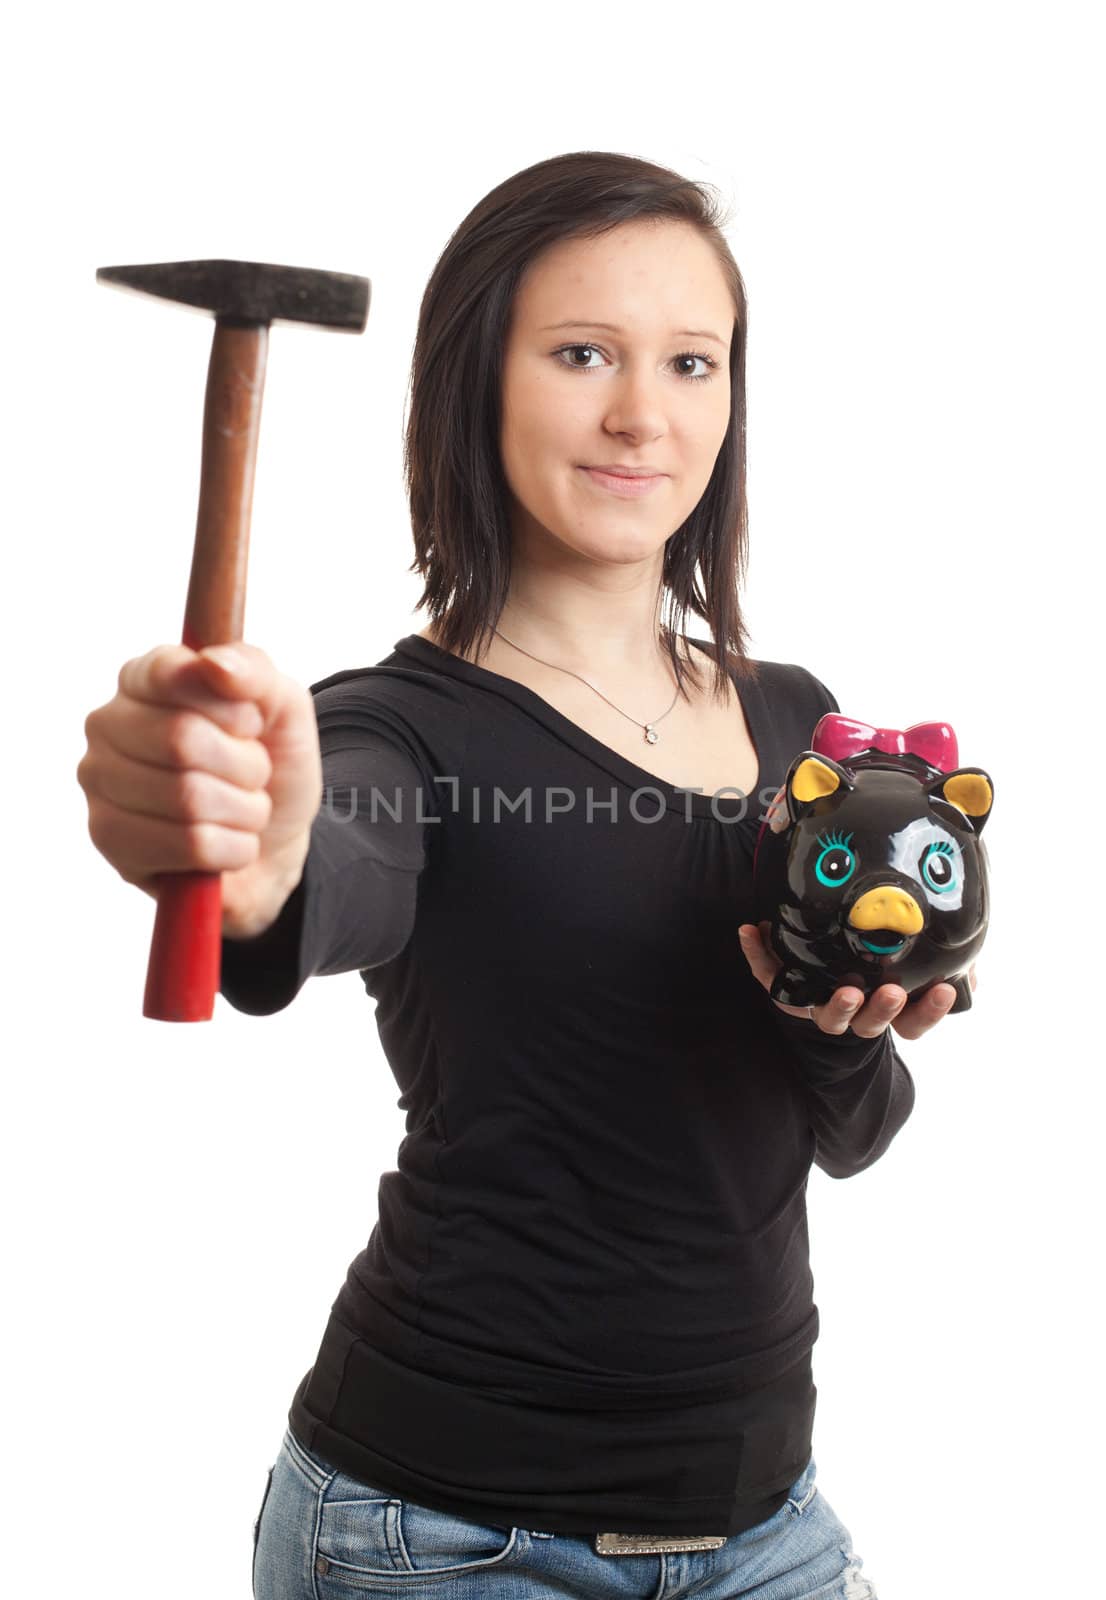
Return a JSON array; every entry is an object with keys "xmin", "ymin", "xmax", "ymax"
[{"xmin": 96, "ymin": 258, "xmax": 371, "ymax": 1023}]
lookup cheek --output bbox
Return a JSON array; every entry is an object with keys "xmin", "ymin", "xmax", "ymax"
[
  {"xmin": 502, "ymin": 374, "xmax": 548, "ymax": 452},
  {"xmin": 503, "ymin": 386, "xmax": 580, "ymax": 479},
  {"xmin": 703, "ymin": 389, "xmax": 732, "ymax": 447},
  {"xmin": 500, "ymin": 412, "xmax": 563, "ymax": 517}
]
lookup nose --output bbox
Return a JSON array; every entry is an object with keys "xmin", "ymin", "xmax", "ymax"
[{"xmin": 601, "ymin": 362, "xmax": 669, "ymax": 443}]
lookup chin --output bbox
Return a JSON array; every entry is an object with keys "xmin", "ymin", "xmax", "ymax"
[
  {"xmin": 512, "ymin": 488, "xmax": 675, "ymax": 563},
  {"xmin": 565, "ymin": 526, "xmax": 672, "ymax": 565}
]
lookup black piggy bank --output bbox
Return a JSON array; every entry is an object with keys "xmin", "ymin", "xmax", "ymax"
[{"xmin": 752, "ymin": 716, "xmax": 992, "ymax": 1013}]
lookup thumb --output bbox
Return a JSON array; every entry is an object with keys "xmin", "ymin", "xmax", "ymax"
[{"xmin": 738, "ymin": 923, "xmax": 779, "ymax": 992}]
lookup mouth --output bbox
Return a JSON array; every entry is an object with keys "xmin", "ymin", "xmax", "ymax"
[
  {"xmin": 579, "ymin": 466, "xmax": 667, "ymax": 497},
  {"xmin": 851, "ymin": 929, "xmax": 912, "ymax": 957}
]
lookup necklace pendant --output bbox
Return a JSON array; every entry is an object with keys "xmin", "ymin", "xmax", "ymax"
[{"xmin": 644, "ymin": 725, "xmax": 659, "ymax": 745}]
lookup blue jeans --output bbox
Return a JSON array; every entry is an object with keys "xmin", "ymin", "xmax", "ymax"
[{"xmin": 252, "ymin": 1427, "xmax": 877, "ymax": 1598}]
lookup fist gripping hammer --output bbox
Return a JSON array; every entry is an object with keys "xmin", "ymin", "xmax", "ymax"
[{"xmin": 96, "ymin": 258, "xmax": 371, "ymax": 1022}]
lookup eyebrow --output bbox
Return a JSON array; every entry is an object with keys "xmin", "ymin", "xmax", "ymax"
[{"xmin": 538, "ymin": 319, "xmax": 728, "ymax": 348}]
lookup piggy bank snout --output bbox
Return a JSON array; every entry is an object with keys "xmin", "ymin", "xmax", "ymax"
[
  {"xmin": 846, "ymin": 881, "xmax": 926, "ymax": 938},
  {"xmin": 840, "ymin": 877, "xmax": 928, "ymax": 958}
]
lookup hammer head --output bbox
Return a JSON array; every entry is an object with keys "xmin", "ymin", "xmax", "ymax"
[{"xmin": 96, "ymin": 258, "xmax": 370, "ymax": 331}]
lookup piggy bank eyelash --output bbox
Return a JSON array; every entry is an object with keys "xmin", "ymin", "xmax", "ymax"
[{"xmin": 815, "ymin": 827, "xmax": 854, "ymax": 853}]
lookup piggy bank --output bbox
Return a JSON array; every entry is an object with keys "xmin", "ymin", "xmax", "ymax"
[{"xmin": 752, "ymin": 716, "xmax": 992, "ymax": 1012}]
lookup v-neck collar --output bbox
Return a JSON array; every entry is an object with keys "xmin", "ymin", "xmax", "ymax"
[{"xmin": 392, "ymin": 632, "xmax": 766, "ymax": 822}]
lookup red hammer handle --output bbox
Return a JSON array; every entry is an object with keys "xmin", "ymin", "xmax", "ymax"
[{"xmin": 143, "ymin": 320, "xmax": 269, "ymax": 1021}]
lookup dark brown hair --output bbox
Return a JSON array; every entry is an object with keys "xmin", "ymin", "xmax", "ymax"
[{"xmin": 403, "ymin": 149, "xmax": 756, "ymax": 700}]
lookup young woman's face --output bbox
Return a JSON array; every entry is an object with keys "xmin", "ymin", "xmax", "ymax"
[{"xmin": 499, "ymin": 219, "xmax": 734, "ymax": 570}]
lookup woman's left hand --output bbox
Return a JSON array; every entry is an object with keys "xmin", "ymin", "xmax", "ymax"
[{"xmin": 737, "ymin": 921, "xmax": 978, "ymax": 1043}]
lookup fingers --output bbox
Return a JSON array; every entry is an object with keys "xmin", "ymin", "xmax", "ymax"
[
  {"xmin": 85, "ymin": 695, "xmax": 273, "ymax": 787},
  {"xmin": 84, "ymin": 738, "xmax": 273, "ymax": 833},
  {"xmin": 836, "ymin": 984, "xmax": 909, "ymax": 1037},
  {"xmin": 818, "ymin": 978, "xmax": 961, "ymax": 1041},
  {"xmin": 87, "ymin": 793, "xmax": 265, "ymax": 889},
  {"xmin": 115, "ymin": 643, "xmax": 265, "ymax": 730},
  {"xmin": 890, "ymin": 982, "xmax": 958, "ymax": 1041},
  {"xmin": 84, "ymin": 641, "xmax": 290, "ymax": 785},
  {"xmin": 810, "ymin": 986, "xmax": 868, "ymax": 1034},
  {"xmin": 738, "ymin": 923, "xmax": 778, "ymax": 991}
]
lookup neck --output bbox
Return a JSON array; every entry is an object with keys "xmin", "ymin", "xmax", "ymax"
[{"xmin": 491, "ymin": 571, "xmax": 671, "ymax": 676}]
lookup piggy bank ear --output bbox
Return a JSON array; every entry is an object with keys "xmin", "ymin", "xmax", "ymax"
[
  {"xmin": 925, "ymin": 766, "xmax": 994, "ymax": 834},
  {"xmin": 783, "ymin": 750, "xmax": 854, "ymax": 824}
]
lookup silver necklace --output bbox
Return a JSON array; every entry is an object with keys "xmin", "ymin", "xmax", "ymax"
[{"xmin": 492, "ymin": 625, "xmax": 681, "ymax": 745}]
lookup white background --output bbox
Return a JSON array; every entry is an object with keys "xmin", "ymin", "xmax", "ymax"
[{"xmin": 5, "ymin": 3, "xmax": 1102, "ymax": 1595}]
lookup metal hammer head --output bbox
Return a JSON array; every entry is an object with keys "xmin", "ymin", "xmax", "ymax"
[{"xmin": 96, "ymin": 258, "xmax": 370, "ymax": 330}]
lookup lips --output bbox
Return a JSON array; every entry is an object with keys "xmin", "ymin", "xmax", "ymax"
[{"xmin": 580, "ymin": 466, "xmax": 666, "ymax": 498}]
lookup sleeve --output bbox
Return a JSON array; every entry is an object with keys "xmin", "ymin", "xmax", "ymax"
[
  {"xmin": 767, "ymin": 665, "xmax": 917, "ymax": 1179},
  {"xmin": 217, "ymin": 668, "xmax": 470, "ymax": 1017},
  {"xmin": 772, "ymin": 1008, "xmax": 916, "ymax": 1179}
]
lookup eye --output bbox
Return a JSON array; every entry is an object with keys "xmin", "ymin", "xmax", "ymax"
[
  {"xmin": 814, "ymin": 828, "xmax": 856, "ymax": 888},
  {"xmin": 553, "ymin": 345, "xmax": 719, "ymax": 383},
  {"xmin": 920, "ymin": 839, "xmax": 959, "ymax": 894}
]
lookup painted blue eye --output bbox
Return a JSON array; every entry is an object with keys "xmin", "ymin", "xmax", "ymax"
[
  {"xmin": 921, "ymin": 840, "xmax": 958, "ymax": 893},
  {"xmin": 815, "ymin": 828, "xmax": 855, "ymax": 888}
]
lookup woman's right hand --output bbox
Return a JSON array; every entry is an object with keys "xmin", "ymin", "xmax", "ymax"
[{"xmin": 77, "ymin": 642, "xmax": 324, "ymax": 939}]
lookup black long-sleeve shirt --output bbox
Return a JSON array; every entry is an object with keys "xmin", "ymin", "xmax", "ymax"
[{"xmin": 220, "ymin": 633, "xmax": 914, "ymax": 1537}]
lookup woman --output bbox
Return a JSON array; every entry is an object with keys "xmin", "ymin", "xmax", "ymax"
[{"xmin": 78, "ymin": 151, "xmax": 967, "ymax": 1599}]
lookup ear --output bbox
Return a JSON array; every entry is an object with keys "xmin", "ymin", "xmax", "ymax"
[
  {"xmin": 784, "ymin": 751, "xmax": 854, "ymax": 824},
  {"xmin": 925, "ymin": 766, "xmax": 994, "ymax": 834}
]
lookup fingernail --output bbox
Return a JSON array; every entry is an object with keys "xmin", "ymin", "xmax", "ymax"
[{"xmin": 204, "ymin": 645, "xmax": 245, "ymax": 675}]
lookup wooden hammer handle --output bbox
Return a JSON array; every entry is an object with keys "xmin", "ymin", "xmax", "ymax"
[{"xmin": 143, "ymin": 320, "xmax": 269, "ymax": 1021}]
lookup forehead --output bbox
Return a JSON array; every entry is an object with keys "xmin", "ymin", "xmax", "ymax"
[
  {"xmin": 510, "ymin": 219, "xmax": 735, "ymax": 331},
  {"xmin": 804, "ymin": 770, "xmax": 972, "ymax": 837}
]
